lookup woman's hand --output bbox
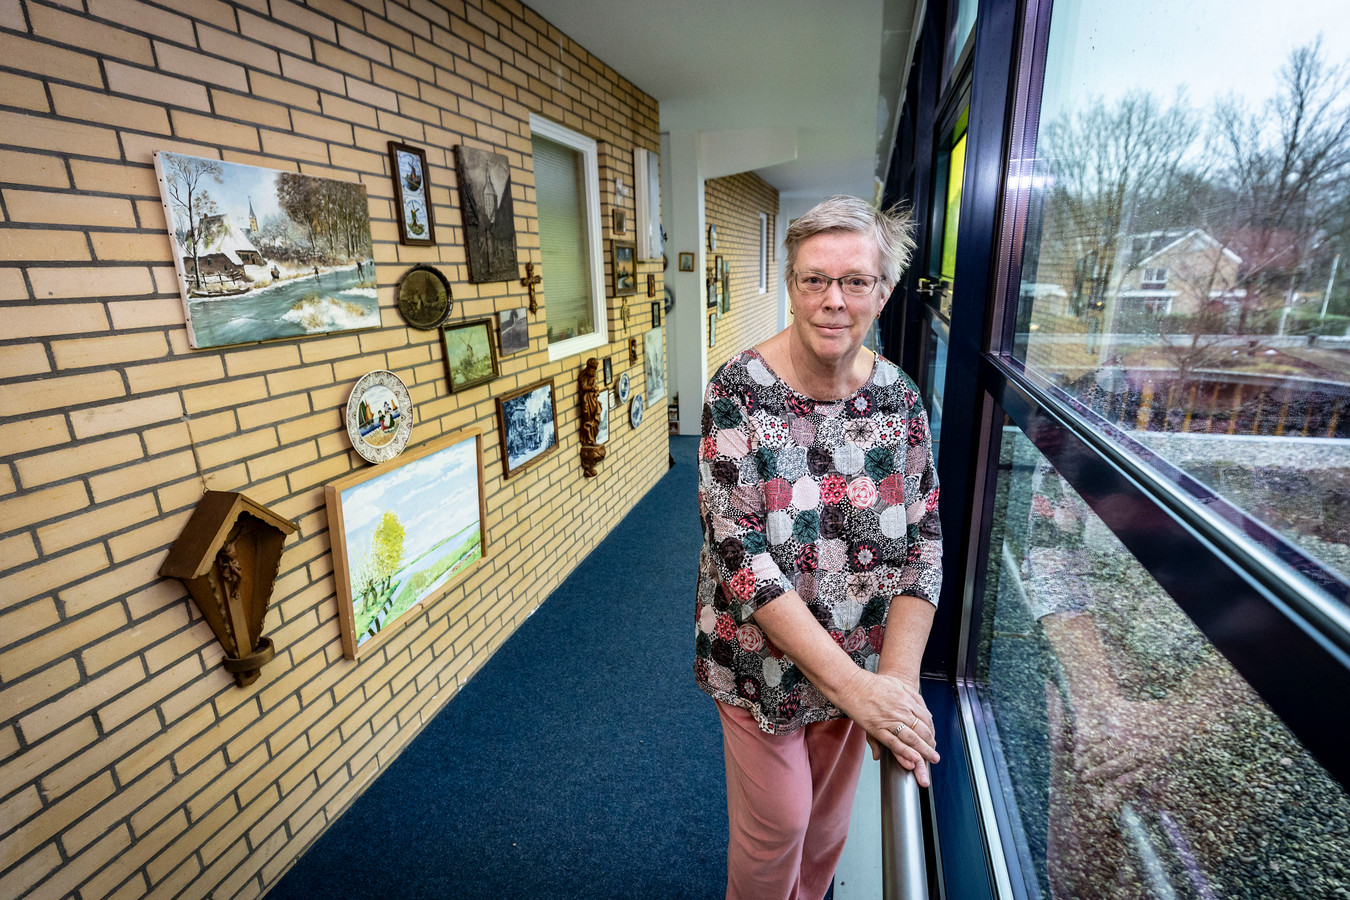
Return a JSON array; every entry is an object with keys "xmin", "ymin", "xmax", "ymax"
[{"xmin": 838, "ymin": 669, "xmax": 939, "ymax": 786}]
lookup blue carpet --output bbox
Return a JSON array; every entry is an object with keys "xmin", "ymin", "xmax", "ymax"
[{"xmin": 268, "ymin": 436, "xmax": 728, "ymax": 899}]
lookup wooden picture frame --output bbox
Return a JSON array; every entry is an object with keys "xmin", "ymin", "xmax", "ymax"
[
  {"xmin": 498, "ymin": 306, "xmax": 530, "ymax": 355},
  {"xmin": 453, "ymin": 144, "xmax": 519, "ymax": 282},
  {"xmin": 325, "ymin": 429, "xmax": 486, "ymax": 659},
  {"xmin": 497, "ymin": 377, "xmax": 559, "ymax": 478},
  {"xmin": 389, "ymin": 141, "xmax": 435, "ymax": 246},
  {"xmin": 612, "ymin": 239, "xmax": 637, "ymax": 296},
  {"xmin": 678, "ymin": 252, "xmax": 695, "ymax": 271},
  {"xmin": 442, "ymin": 318, "xmax": 499, "ymax": 392},
  {"xmin": 651, "ymin": 300, "xmax": 662, "ymax": 328},
  {"xmin": 709, "ymin": 311, "xmax": 718, "ymax": 347}
]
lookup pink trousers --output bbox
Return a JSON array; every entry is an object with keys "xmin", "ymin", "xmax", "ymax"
[{"xmin": 718, "ymin": 702, "xmax": 866, "ymax": 900}]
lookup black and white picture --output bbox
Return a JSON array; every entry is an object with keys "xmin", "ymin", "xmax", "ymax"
[
  {"xmin": 497, "ymin": 378, "xmax": 558, "ymax": 478},
  {"xmin": 498, "ymin": 306, "xmax": 529, "ymax": 354},
  {"xmin": 454, "ymin": 145, "xmax": 518, "ymax": 282},
  {"xmin": 596, "ymin": 390, "xmax": 611, "ymax": 445},
  {"xmin": 643, "ymin": 326, "xmax": 666, "ymax": 404}
]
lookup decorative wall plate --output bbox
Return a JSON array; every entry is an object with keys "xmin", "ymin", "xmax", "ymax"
[
  {"xmin": 617, "ymin": 372, "xmax": 631, "ymax": 403},
  {"xmin": 707, "ymin": 223, "xmax": 718, "ymax": 251},
  {"xmin": 396, "ymin": 265, "xmax": 452, "ymax": 329},
  {"xmin": 346, "ymin": 370, "xmax": 414, "ymax": 463},
  {"xmin": 630, "ymin": 392, "xmax": 645, "ymax": 429}
]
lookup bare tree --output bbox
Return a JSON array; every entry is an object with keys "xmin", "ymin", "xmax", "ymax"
[{"xmin": 162, "ymin": 155, "xmax": 223, "ymax": 288}]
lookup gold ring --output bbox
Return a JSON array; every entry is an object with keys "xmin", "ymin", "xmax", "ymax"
[{"xmin": 910, "ymin": 714, "xmax": 920, "ymax": 730}]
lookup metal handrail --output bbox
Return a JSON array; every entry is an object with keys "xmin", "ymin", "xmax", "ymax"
[{"xmin": 880, "ymin": 755, "xmax": 930, "ymax": 900}]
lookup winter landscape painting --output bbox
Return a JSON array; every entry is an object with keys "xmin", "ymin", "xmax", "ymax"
[
  {"xmin": 325, "ymin": 430, "xmax": 486, "ymax": 659},
  {"xmin": 154, "ymin": 151, "xmax": 377, "ymax": 349}
]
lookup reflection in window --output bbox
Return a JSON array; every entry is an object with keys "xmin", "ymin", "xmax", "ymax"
[
  {"xmin": 976, "ymin": 428, "xmax": 1350, "ymax": 899},
  {"xmin": 1011, "ymin": 1, "xmax": 1350, "ymax": 590}
]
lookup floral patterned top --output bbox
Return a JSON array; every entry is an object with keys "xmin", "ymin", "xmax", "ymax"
[{"xmin": 695, "ymin": 348, "xmax": 943, "ymax": 734}]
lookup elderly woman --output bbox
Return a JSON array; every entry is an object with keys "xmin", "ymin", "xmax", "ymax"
[{"xmin": 695, "ymin": 196, "xmax": 942, "ymax": 900}]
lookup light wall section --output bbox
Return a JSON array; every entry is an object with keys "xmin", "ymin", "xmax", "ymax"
[{"xmin": 0, "ymin": 2, "xmax": 666, "ymax": 899}]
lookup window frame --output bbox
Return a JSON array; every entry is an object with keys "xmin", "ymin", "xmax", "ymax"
[
  {"xmin": 530, "ymin": 114, "xmax": 608, "ymax": 363},
  {"xmin": 758, "ymin": 212, "xmax": 768, "ymax": 294}
]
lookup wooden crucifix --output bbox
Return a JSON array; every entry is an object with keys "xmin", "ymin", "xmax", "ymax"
[{"xmin": 521, "ymin": 262, "xmax": 542, "ymax": 313}]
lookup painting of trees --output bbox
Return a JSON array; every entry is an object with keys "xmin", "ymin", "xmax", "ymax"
[
  {"xmin": 161, "ymin": 155, "xmax": 223, "ymax": 287},
  {"xmin": 276, "ymin": 172, "xmax": 372, "ymax": 264}
]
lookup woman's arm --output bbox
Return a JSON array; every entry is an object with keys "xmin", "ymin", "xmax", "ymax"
[{"xmin": 752, "ymin": 590, "xmax": 940, "ymax": 785}]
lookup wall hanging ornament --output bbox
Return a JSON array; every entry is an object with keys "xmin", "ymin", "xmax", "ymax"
[
  {"xmin": 395, "ymin": 264, "xmax": 452, "ymax": 329},
  {"xmin": 346, "ymin": 370, "xmax": 414, "ymax": 463},
  {"xmin": 454, "ymin": 144, "xmax": 519, "ymax": 282},
  {"xmin": 579, "ymin": 357, "xmax": 608, "ymax": 477},
  {"xmin": 160, "ymin": 492, "xmax": 298, "ymax": 687}
]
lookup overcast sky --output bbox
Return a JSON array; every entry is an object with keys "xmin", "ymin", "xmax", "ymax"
[{"xmin": 1041, "ymin": 0, "xmax": 1350, "ymax": 122}]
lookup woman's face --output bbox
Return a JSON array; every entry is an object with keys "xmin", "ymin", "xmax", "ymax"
[{"xmin": 788, "ymin": 230, "xmax": 886, "ymax": 370}]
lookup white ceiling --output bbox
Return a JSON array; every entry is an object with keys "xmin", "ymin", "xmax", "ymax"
[{"xmin": 523, "ymin": 0, "xmax": 920, "ymax": 202}]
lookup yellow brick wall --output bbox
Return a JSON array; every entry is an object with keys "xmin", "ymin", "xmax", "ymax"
[
  {"xmin": 705, "ymin": 172, "xmax": 779, "ymax": 364},
  {"xmin": 0, "ymin": 1, "xmax": 667, "ymax": 898}
]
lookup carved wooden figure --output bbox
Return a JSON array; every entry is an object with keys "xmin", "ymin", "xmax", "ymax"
[
  {"xmin": 578, "ymin": 358, "xmax": 608, "ymax": 477},
  {"xmin": 160, "ymin": 491, "xmax": 298, "ymax": 687}
]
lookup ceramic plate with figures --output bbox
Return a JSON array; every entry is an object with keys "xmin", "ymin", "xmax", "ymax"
[
  {"xmin": 630, "ymin": 392, "xmax": 644, "ymax": 429},
  {"xmin": 346, "ymin": 370, "xmax": 414, "ymax": 463},
  {"xmin": 617, "ymin": 372, "xmax": 631, "ymax": 403}
]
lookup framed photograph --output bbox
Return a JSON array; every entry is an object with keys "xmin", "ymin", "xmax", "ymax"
[
  {"xmin": 678, "ymin": 252, "xmax": 695, "ymax": 271},
  {"xmin": 389, "ymin": 141, "xmax": 435, "ymax": 245},
  {"xmin": 613, "ymin": 208, "xmax": 627, "ymax": 234},
  {"xmin": 497, "ymin": 377, "xmax": 558, "ymax": 478},
  {"xmin": 721, "ymin": 271, "xmax": 731, "ymax": 314},
  {"xmin": 396, "ymin": 265, "xmax": 452, "ymax": 330},
  {"xmin": 442, "ymin": 318, "xmax": 499, "ymax": 392},
  {"xmin": 498, "ymin": 306, "xmax": 529, "ymax": 355},
  {"xmin": 454, "ymin": 145, "xmax": 519, "ymax": 282},
  {"xmin": 644, "ymin": 326, "xmax": 666, "ymax": 404},
  {"xmin": 345, "ymin": 369, "xmax": 414, "ymax": 464},
  {"xmin": 154, "ymin": 151, "xmax": 377, "ymax": 349},
  {"xmin": 612, "ymin": 239, "xmax": 637, "ymax": 296},
  {"xmin": 714, "ymin": 255, "xmax": 723, "ymax": 279},
  {"xmin": 707, "ymin": 271, "xmax": 718, "ymax": 309},
  {"xmin": 602, "ymin": 356, "xmax": 613, "ymax": 384},
  {"xmin": 325, "ymin": 429, "xmax": 486, "ymax": 659},
  {"xmin": 651, "ymin": 301, "xmax": 661, "ymax": 328},
  {"xmin": 647, "ymin": 273, "xmax": 656, "ymax": 297},
  {"xmin": 709, "ymin": 312, "xmax": 718, "ymax": 347}
]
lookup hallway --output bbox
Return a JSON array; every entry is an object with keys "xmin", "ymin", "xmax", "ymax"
[{"xmin": 267, "ymin": 437, "xmax": 727, "ymax": 899}]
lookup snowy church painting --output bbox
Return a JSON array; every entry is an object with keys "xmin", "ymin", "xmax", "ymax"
[{"xmin": 154, "ymin": 151, "xmax": 377, "ymax": 349}]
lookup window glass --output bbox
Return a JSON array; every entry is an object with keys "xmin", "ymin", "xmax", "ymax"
[
  {"xmin": 925, "ymin": 313, "xmax": 949, "ymax": 461},
  {"xmin": 976, "ymin": 426, "xmax": 1350, "ymax": 899},
  {"xmin": 943, "ymin": 0, "xmax": 979, "ymax": 88},
  {"xmin": 930, "ymin": 108, "xmax": 968, "ymax": 321},
  {"xmin": 1011, "ymin": 0, "xmax": 1350, "ymax": 594},
  {"xmin": 531, "ymin": 116, "xmax": 606, "ymax": 359}
]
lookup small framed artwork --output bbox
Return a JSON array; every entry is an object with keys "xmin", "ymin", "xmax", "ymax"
[
  {"xmin": 346, "ymin": 370, "xmax": 414, "ymax": 464},
  {"xmin": 650, "ymin": 301, "xmax": 662, "ymax": 327},
  {"xmin": 612, "ymin": 239, "xmax": 637, "ymax": 296},
  {"xmin": 497, "ymin": 377, "xmax": 559, "ymax": 478},
  {"xmin": 442, "ymin": 318, "xmax": 499, "ymax": 393},
  {"xmin": 396, "ymin": 265, "xmax": 452, "ymax": 330},
  {"xmin": 453, "ymin": 145, "xmax": 518, "ymax": 282},
  {"xmin": 595, "ymin": 389, "xmax": 611, "ymax": 445},
  {"xmin": 714, "ymin": 255, "xmax": 723, "ymax": 279},
  {"xmin": 613, "ymin": 208, "xmax": 627, "ymax": 234},
  {"xmin": 325, "ymin": 429, "xmax": 486, "ymax": 659},
  {"xmin": 389, "ymin": 141, "xmax": 434, "ymax": 245},
  {"xmin": 602, "ymin": 356, "xmax": 613, "ymax": 384},
  {"xmin": 706, "ymin": 271, "xmax": 718, "ymax": 309},
  {"xmin": 498, "ymin": 306, "xmax": 529, "ymax": 355},
  {"xmin": 644, "ymin": 326, "xmax": 666, "ymax": 404},
  {"xmin": 721, "ymin": 271, "xmax": 731, "ymax": 314},
  {"xmin": 678, "ymin": 252, "xmax": 695, "ymax": 271},
  {"xmin": 647, "ymin": 273, "xmax": 656, "ymax": 297},
  {"xmin": 709, "ymin": 312, "xmax": 718, "ymax": 347}
]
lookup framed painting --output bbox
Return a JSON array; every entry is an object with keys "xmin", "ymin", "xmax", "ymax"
[
  {"xmin": 389, "ymin": 141, "xmax": 435, "ymax": 245},
  {"xmin": 498, "ymin": 306, "xmax": 530, "ymax": 355},
  {"xmin": 154, "ymin": 151, "xmax": 377, "ymax": 349},
  {"xmin": 707, "ymin": 270, "xmax": 718, "ymax": 309},
  {"xmin": 443, "ymin": 318, "xmax": 499, "ymax": 392},
  {"xmin": 678, "ymin": 252, "xmax": 694, "ymax": 271},
  {"xmin": 721, "ymin": 270, "xmax": 731, "ymax": 314},
  {"xmin": 595, "ymin": 389, "xmax": 611, "ymax": 445},
  {"xmin": 325, "ymin": 429, "xmax": 486, "ymax": 659},
  {"xmin": 395, "ymin": 265, "xmax": 452, "ymax": 330},
  {"xmin": 644, "ymin": 326, "xmax": 666, "ymax": 404},
  {"xmin": 454, "ymin": 145, "xmax": 519, "ymax": 282},
  {"xmin": 709, "ymin": 311, "xmax": 718, "ymax": 347},
  {"xmin": 497, "ymin": 377, "xmax": 558, "ymax": 478},
  {"xmin": 612, "ymin": 239, "xmax": 637, "ymax": 296},
  {"xmin": 650, "ymin": 300, "xmax": 662, "ymax": 328}
]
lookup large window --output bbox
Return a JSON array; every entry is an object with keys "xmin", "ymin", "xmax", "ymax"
[
  {"xmin": 531, "ymin": 115, "xmax": 607, "ymax": 360},
  {"xmin": 975, "ymin": 428, "xmax": 1350, "ymax": 899},
  {"xmin": 1008, "ymin": 0, "xmax": 1350, "ymax": 604}
]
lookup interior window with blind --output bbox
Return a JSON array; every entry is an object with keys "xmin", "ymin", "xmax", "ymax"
[{"xmin": 530, "ymin": 115, "xmax": 606, "ymax": 359}]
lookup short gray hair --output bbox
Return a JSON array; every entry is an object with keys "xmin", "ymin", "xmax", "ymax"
[{"xmin": 784, "ymin": 195, "xmax": 917, "ymax": 289}]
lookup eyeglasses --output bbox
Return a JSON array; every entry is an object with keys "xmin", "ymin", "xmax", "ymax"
[{"xmin": 792, "ymin": 271, "xmax": 880, "ymax": 296}]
